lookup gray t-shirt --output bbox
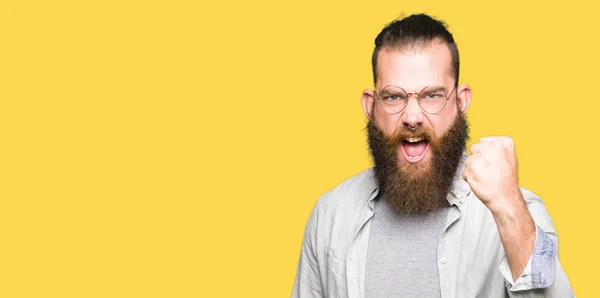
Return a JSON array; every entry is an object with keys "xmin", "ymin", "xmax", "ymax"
[{"xmin": 365, "ymin": 195, "xmax": 450, "ymax": 298}]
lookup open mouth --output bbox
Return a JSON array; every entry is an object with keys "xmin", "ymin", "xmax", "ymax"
[{"xmin": 400, "ymin": 137, "xmax": 430, "ymax": 163}]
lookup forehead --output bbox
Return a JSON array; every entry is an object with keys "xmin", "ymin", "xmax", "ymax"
[{"xmin": 376, "ymin": 42, "xmax": 453, "ymax": 91}]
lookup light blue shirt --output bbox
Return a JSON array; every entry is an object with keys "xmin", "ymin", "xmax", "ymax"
[{"xmin": 292, "ymin": 152, "xmax": 574, "ymax": 297}]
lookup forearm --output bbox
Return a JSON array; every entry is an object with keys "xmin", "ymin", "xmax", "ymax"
[{"xmin": 490, "ymin": 195, "xmax": 537, "ymax": 281}]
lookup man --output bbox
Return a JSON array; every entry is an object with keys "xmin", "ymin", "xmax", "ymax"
[{"xmin": 292, "ymin": 14, "xmax": 574, "ymax": 297}]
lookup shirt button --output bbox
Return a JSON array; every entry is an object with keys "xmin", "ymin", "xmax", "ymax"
[{"xmin": 440, "ymin": 258, "xmax": 447, "ymax": 264}]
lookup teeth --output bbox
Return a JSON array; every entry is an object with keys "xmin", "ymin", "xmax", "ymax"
[
  {"xmin": 407, "ymin": 155, "xmax": 418, "ymax": 159},
  {"xmin": 406, "ymin": 137, "xmax": 423, "ymax": 143}
]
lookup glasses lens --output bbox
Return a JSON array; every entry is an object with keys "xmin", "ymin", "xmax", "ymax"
[
  {"xmin": 379, "ymin": 86, "xmax": 407, "ymax": 113},
  {"xmin": 418, "ymin": 86, "xmax": 448, "ymax": 113}
]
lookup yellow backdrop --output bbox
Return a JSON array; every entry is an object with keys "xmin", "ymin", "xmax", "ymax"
[{"xmin": 0, "ymin": 0, "xmax": 594, "ymax": 297}]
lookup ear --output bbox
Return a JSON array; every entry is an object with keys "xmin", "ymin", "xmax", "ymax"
[
  {"xmin": 361, "ymin": 88, "xmax": 376, "ymax": 119},
  {"xmin": 456, "ymin": 84, "xmax": 472, "ymax": 115}
]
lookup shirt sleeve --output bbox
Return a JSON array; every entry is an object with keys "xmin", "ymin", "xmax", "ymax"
[
  {"xmin": 498, "ymin": 225, "xmax": 555, "ymax": 291},
  {"xmin": 497, "ymin": 188, "xmax": 575, "ymax": 297}
]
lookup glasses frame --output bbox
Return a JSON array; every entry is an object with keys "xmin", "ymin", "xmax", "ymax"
[{"xmin": 375, "ymin": 85, "xmax": 458, "ymax": 115}]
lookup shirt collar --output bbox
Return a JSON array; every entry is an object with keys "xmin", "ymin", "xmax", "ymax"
[{"xmin": 449, "ymin": 151, "xmax": 472, "ymax": 204}]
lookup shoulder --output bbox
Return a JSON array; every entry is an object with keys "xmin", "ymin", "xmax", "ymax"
[
  {"xmin": 518, "ymin": 186, "xmax": 557, "ymax": 232},
  {"xmin": 314, "ymin": 168, "xmax": 378, "ymax": 215},
  {"xmin": 466, "ymin": 185, "xmax": 548, "ymax": 212},
  {"xmin": 519, "ymin": 186, "xmax": 544, "ymax": 205},
  {"xmin": 307, "ymin": 168, "xmax": 378, "ymax": 252},
  {"xmin": 466, "ymin": 185, "xmax": 557, "ymax": 235}
]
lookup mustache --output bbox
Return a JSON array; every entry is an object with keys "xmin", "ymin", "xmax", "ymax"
[{"xmin": 386, "ymin": 124, "xmax": 434, "ymax": 147}]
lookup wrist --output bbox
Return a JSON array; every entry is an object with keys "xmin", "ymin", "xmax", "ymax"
[
  {"xmin": 485, "ymin": 188, "xmax": 524, "ymax": 216},
  {"xmin": 489, "ymin": 195, "xmax": 536, "ymax": 236}
]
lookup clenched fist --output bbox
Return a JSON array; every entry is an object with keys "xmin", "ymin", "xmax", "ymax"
[{"xmin": 462, "ymin": 136, "xmax": 523, "ymax": 213}]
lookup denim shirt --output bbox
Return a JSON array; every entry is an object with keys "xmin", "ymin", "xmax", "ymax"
[{"xmin": 292, "ymin": 152, "xmax": 574, "ymax": 298}]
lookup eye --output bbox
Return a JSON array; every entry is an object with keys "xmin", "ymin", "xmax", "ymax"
[
  {"xmin": 381, "ymin": 92, "xmax": 406, "ymax": 102},
  {"xmin": 424, "ymin": 92, "xmax": 444, "ymax": 100}
]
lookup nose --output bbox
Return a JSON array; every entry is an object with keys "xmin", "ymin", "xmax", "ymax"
[{"xmin": 401, "ymin": 97, "xmax": 424, "ymax": 128}]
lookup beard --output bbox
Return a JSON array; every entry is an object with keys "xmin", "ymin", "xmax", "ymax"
[{"xmin": 367, "ymin": 112, "xmax": 469, "ymax": 214}]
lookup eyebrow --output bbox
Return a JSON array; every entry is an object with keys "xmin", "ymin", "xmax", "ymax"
[
  {"xmin": 420, "ymin": 85, "xmax": 447, "ymax": 92},
  {"xmin": 378, "ymin": 85, "xmax": 447, "ymax": 92}
]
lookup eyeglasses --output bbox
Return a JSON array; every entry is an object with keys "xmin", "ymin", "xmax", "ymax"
[{"xmin": 375, "ymin": 85, "xmax": 457, "ymax": 114}]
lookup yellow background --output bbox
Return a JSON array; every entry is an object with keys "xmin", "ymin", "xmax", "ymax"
[{"xmin": 0, "ymin": 0, "xmax": 595, "ymax": 297}]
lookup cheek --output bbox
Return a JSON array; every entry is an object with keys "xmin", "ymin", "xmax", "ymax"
[
  {"xmin": 374, "ymin": 111, "xmax": 401, "ymax": 136},
  {"xmin": 429, "ymin": 110, "xmax": 458, "ymax": 138}
]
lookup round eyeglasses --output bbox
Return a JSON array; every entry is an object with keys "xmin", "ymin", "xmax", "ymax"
[{"xmin": 375, "ymin": 85, "xmax": 457, "ymax": 114}]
